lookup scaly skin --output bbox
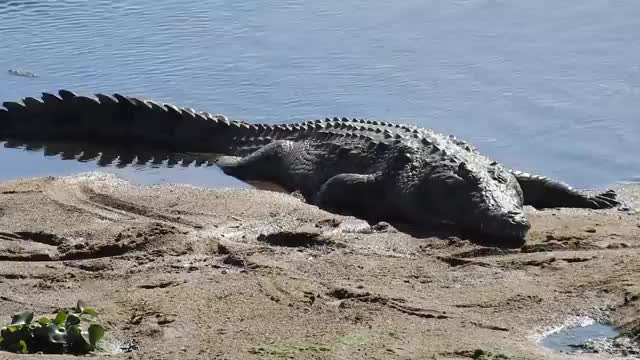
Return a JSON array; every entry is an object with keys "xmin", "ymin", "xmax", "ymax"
[{"xmin": 0, "ymin": 90, "xmax": 620, "ymax": 242}]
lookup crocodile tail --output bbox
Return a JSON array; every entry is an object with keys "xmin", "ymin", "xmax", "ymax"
[{"xmin": 0, "ymin": 89, "xmax": 250, "ymax": 166}]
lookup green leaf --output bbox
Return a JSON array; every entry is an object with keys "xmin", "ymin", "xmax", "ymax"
[
  {"xmin": 18, "ymin": 339, "xmax": 27, "ymax": 354},
  {"xmin": 66, "ymin": 314, "xmax": 81, "ymax": 326},
  {"xmin": 88, "ymin": 324, "xmax": 105, "ymax": 349},
  {"xmin": 81, "ymin": 307, "xmax": 97, "ymax": 316},
  {"xmin": 54, "ymin": 311, "xmax": 67, "ymax": 326},
  {"xmin": 0, "ymin": 304, "xmax": 107, "ymax": 354},
  {"xmin": 6, "ymin": 325, "xmax": 19, "ymax": 333},
  {"xmin": 10, "ymin": 311, "xmax": 33, "ymax": 325}
]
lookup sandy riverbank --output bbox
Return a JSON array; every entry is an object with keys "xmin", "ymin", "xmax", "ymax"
[{"xmin": 0, "ymin": 172, "xmax": 637, "ymax": 359}]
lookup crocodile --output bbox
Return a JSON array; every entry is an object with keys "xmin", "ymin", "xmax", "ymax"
[{"xmin": 0, "ymin": 90, "xmax": 619, "ymax": 242}]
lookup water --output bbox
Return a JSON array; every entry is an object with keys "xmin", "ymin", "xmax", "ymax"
[
  {"xmin": 1, "ymin": 0, "xmax": 639, "ymax": 188},
  {"xmin": 542, "ymin": 322, "xmax": 620, "ymax": 353}
]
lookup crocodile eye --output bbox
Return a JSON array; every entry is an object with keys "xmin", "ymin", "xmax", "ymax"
[
  {"xmin": 487, "ymin": 165, "xmax": 510, "ymax": 184},
  {"xmin": 491, "ymin": 170, "xmax": 510, "ymax": 184},
  {"xmin": 457, "ymin": 162, "xmax": 470, "ymax": 177},
  {"xmin": 494, "ymin": 174, "xmax": 506, "ymax": 183},
  {"xmin": 457, "ymin": 162, "xmax": 480, "ymax": 184}
]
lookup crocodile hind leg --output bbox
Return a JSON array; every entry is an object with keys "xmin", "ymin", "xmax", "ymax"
[
  {"xmin": 215, "ymin": 140, "xmax": 300, "ymax": 191},
  {"xmin": 513, "ymin": 172, "xmax": 619, "ymax": 209},
  {"xmin": 315, "ymin": 173, "xmax": 392, "ymax": 220}
]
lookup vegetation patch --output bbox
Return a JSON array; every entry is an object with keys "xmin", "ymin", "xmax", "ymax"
[
  {"xmin": 249, "ymin": 342, "xmax": 331, "ymax": 357},
  {"xmin": 0, "ymin": 301, "xmax": 105, "ymax": 354},
  {"xmin": 472, "ymin": 349, "xmax": 513, "ymax": 360}
]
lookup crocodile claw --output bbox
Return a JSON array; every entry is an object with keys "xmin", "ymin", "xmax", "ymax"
[{"xmin": 587, "ymin": 189, "xmax": 620, "ymax": 209}]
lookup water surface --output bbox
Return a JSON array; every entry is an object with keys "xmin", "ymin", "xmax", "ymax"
[
  {"xmin": 542, "ymin": 322, "xmax": 619, "ymax": 353},
  {"xmin": 1, "ymin": 0, "xmax": 639, "ymax": 188}
]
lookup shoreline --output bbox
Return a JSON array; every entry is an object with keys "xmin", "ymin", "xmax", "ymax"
[{"xmin": 0, "ymin": 172, "xmax": 637, "ymax": 359}]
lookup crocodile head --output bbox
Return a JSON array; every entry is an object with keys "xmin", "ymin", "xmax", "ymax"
[{"xmin": 395, "ymin": 149, "xmax": 530, "ymax": 241}]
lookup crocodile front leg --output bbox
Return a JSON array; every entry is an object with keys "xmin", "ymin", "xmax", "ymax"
[
  {"xmin": 513, "ymin": 171, "xmax": 619, "ymax": 209},
  {"xmin": 315, "ymin": 173, "xmax": 393, "ymax": 220}
]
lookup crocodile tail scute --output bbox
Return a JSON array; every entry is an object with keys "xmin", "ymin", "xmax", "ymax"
[
  {"xmin": 0, "ymin": 89, "xmax": 236, "ymax": 153},
  {"xmin": 0, "ymin": 108, "xmax": 7, "ymax": 133}
]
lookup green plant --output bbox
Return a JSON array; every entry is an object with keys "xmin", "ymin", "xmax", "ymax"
[
  {"xmin": 0, "ymin": 301, "xmax": 106, "ymax": 354},
  {"xmin": 472, "ymin": 349, "xmax": 513, "ymax": 360}
]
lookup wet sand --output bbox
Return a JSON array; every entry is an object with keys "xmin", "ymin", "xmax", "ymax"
[{"xmin": 0, "ymin": 172, "xmax": 637, "ymax": 359}]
